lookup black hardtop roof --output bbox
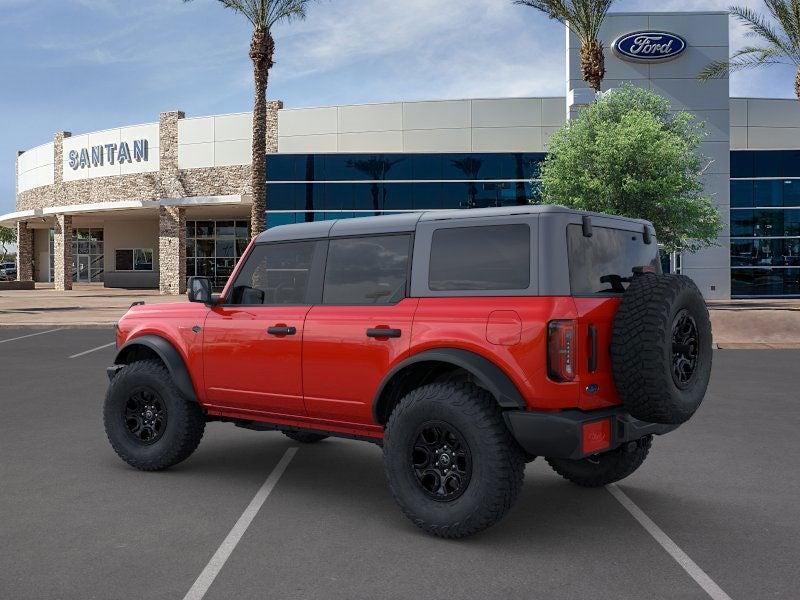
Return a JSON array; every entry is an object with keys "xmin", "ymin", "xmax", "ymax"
[{"xmin": 255, "ymin": 205, "xmax": 652, "ymax": 243}]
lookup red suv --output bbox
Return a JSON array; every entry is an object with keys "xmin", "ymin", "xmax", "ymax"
[{"xmin": 105, "ymin": 206, "xmax": 712, "ymax": 538}]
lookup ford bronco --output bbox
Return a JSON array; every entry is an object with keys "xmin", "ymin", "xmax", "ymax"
[{"xmin": 104, "ymin": 206, "xmax": 712, "ymax": 538}]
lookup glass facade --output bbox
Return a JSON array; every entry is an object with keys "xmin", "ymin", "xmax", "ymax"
[
  {"xmin": 72, "ymin": 228, "xmax": 104, "ymax": 283},
  {"xmin": 265, "ymin": 153, "xmax": 544, "ymax": 228},
  {"xmin": 186, "ymin": 220, "xmax": 251, "ymax": 289},
  {"xmin": 731, "ymin": 151, "xmax": 800, "ymax": 297}
]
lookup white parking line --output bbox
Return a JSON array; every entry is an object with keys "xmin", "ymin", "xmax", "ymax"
[
  {"xmin": 0, "ymin": 329, "xmax": 63, "ymax": 345},
  {"xmin": 183, "ymin": 447, "xmax": 298, "ymax": 600},
  {"xmin": 68, "ymin": 342, "xmax": 116, "ymax": 359},
  {"xmin": 607, "ymin": 484, "xmax": 733, "ymax": 600}
]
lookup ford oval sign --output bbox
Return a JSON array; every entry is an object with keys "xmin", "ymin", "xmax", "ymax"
[{"xmin": 613, "ymin": 31, "xmax": 686, "ymax": 62}]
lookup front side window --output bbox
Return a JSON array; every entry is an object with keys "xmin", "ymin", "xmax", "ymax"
[
  {"xmin": 323, "ymin": 235, "xmax": 410, "ymax": 305},
  {"xmin": 567, "ymin": 225, "xmax": 660, "ymax": 295},
  {"xmin": 229, "ymin": 241, "xmax": 316, "ymax": 305},
  {"xmin": 429, "ymin": 224, "xmax": 530, "ymax": 291}
]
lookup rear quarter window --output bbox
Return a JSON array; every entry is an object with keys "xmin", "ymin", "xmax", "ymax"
[
  {"xmin": 429, "ymin": 224, "xmax": 530, "ymax": 291},
  {"xmin": 567, "ymin": 224, "xmax": 660, "ymax": 295}
]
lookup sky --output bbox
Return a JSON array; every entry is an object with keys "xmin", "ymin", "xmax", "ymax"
[{"xmin": 0, "ymin": 0, "xmax": 797, "ymax": 216}]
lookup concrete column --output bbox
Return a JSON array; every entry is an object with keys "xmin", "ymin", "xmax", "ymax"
[
  {"xmin": 159, "ymin": 205, "xmax": 186, "ymax": 295},
  {"xmin": 16, "ymin": 221, "xmax": 34, "ymax": 282},
  {"xmin": 159, "ymin": 111, "xmax": 186, "ymax": 199},
  {"xmin": 53, "ymin": 214, "xmax": 73, "ymax": 291}
]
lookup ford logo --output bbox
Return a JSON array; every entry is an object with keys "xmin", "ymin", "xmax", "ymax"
[{"xmin": 613, "ymin": 31, "xmax": 686, "ymax": 62}]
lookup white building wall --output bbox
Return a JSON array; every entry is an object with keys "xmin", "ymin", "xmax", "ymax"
[
  {"xmin": 730, "ymin": 98, "xmax": 800, "ymax": 149},
  {"xmin": 275, "ymin": 98, "xmax": 565, "ymax": 154},
  {"xmin": 61, "ymin": 123, "xmax": 160, "ymax": 182},
  {"xmin": 568, "ymin": 11, "xmax": 731, "ymax": 299},
  {"xmin": 17, "ymin": 142, "xmax": 55, "ymax": 193},
  {"xmin": 177, "ymin": 112, "xmax": 253, "ymax": 169}
]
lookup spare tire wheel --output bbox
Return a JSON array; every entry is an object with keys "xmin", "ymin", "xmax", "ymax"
[{"xmin": 610, "ymin": 273, "xmax": 712, "ymax": 425}]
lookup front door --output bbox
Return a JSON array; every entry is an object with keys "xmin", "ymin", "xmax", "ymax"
[
  {"xmin": 77, "ymin": 255, "xmax": 90, "ymax": 282},
  {"xmin": 302, "ymin": 234, "xmax": 416, "ymax": 425},
  {"xmin": 203, "ymin": 239, "xmax": 324, "ymax": 417}
]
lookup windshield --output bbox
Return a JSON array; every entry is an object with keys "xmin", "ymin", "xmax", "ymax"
[{"xmin": 567, "ymin": 224, "xmax": 660, "ymax": 294}]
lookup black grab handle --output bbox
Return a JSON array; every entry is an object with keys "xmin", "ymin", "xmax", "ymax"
[
  {"xmin": 366, "ymin": 328, "xmax": 402, "ymax": 339},
  {"xmin": 267, "ymin": 326, "xmax": 297, "ymax": 336}
]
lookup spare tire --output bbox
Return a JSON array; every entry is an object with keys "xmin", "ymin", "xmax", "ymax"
[{"xmin": 610, "ymin": 273, "xmax": 712, "ymax": 425}]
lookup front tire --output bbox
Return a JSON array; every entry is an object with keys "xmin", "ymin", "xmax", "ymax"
[
  {"xmin": 546, "ymin": 435, "xmax": 652, "ymax": 487},
  {"xmin": 103, "ymin": 359, "xmax": 206, "ymax": 471},
  {"xmin": 383, "ymin": 381, "xmax": 525, "ymax": 538}
]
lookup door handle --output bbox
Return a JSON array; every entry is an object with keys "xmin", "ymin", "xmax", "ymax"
[
  {"xmin": 267, "ymin": 325, "xmax": 297, "ymax": 336},
  {"xmin": 366, "ymin": 327, "xmax": 402, "ymax": 339}
]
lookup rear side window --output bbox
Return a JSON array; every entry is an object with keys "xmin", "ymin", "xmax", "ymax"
[
  {"xmin": 567, "ymin": 224, "xmax": 660, "ymax": 295},
  {"xmin": 229, "ymin": 241, "xmax": 316, "ymax": 305},
  {"xmin": 429, "ymin": 224, "xmax": 530, "ymax": 291},
  {"xmin": 323, "ymin": 235, "xmax": 410, "ymax": 304}
]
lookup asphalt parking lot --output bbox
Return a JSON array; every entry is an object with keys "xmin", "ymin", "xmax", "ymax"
[{"xmin": 1, "ymin": 328, "xmax": 798, "ymax": 599}]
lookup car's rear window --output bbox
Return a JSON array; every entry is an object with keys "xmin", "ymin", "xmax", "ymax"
[
  {"xmin": 567, "ymin": 224, "xmax": 660, "ymax": 294},
  {"xmin": 429, "ymin": 224, "xmax": 530, "ymax": 291}
]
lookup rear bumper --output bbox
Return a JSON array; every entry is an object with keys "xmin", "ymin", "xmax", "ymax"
[{"xmin": 504, "ymin": 407, "xmax": 678, "ymax": 460}]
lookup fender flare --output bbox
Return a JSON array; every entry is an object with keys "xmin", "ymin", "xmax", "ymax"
[
  {"xmin": 114, "ymin": 334, "xmax": 198, "ymax": 403},
  {"xmin": 372, "ymin": 348, "xmax": 526, "ymax": 422}
]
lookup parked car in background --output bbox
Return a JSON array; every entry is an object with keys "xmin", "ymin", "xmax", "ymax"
[
  {"xmin": 0, "ymin": 262, "xmax": 16, "ymax": 281},
  {"xmin": 104, "ymin": 206, "xmax": 713, "ymax": 538}
]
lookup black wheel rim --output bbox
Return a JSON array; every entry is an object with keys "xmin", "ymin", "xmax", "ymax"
[
  {"xmin": 671, "ymin": 309, "xmax": 699, "ymax": 388},
  {"xmin": 124, "ymin": 387, "xmax": 167, "ymax": 445},
  {"xmin": 410, "ymin": 421, "xmax": 472, "ymax": 502}
]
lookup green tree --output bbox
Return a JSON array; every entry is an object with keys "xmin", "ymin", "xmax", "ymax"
[
  {"xmin": 699, "ymin": 2, "xmax": 800, "ymax": 100},
  {"xmin": 184, "ymin": 0, "xmax": 316, "ymax": 235},
  {"xmin": 514, "ymin": 0, "xmax": 615, "ymax": 92},
  {"xmin": 537, "ymin": 84, "xmax": 722, "ymax": 253},
  {"xmin": 0, "ymin": 226, "xmax": 15, "ymax": 262}
]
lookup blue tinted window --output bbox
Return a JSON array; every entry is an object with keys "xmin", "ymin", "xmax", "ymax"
[
  {"xmin": 267, "ymin": 184, "xmax": 298, "ymax": 211},
  {"xmin": 324, "ymin": 183, "xmax": 353, "ymax": 211},
  {"xmin": 382, "ymin": 183, "xmax": 413, "ymax": 211},
  {"xmin": 730, "ymin": 181, "xmax": 753, "ymax": 208},
  {"xmin": 783, "ymin": 180, "xmax": 800, "ymax": 207},
  {"xmin": 444, "ymin": 154, "xmax": 486, "ymax": 180},
  {"xmin": 786, "ymin": 209, "xmax": 800, "ymax": 235},
  {"xmin": 411, "ymin": 155, "xmax": 442, "ymax": 180},
  {"xmin": 266, "ymin": 212, "xmax": 296, "ymax": 228},
  {"xmin": 413, "ymin": 183, "xmax": 444, "ymax": 209},
  {"xmin": 781, "ymin": 150, "xmax": 800, "ymax": 177},
  {"xmin": 440, "ymin": 182, "xmax": 470, "ymax": 209},
  {"xmin": 754, "ymin": 180, "xmax": 783, "ymax": 207},
  {"xmin": 754, "ymin": 151, "xmax": 783, "ymax": 177},
  {"xmin": 732, "ymin": 268, "xmax": 800, "ymax": 296},
  {"xmin": 267, "ymin": 155, "xmax": 296, "ymax": 181},
  {"xmin": 730, "ymin": 151, "xmax": 754, "ymax": 178}
]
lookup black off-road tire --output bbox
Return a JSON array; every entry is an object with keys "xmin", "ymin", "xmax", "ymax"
[
  {"xmin": 611, "ymin": 273, "xmax": 712, "ymax": 425},
  {"xmin": 383, "ymin": 381, "xmax": 525, "ymax": 539},
  {"xmin": 546, "ymin": 435, "xmax": 652, "ymax": 487},
  {"xmin": 103, "ymin": 359, "xmax": 206, "ymax": 471},
  {"xmin": 282, "ymin": 430, "xmax": 328, "ymax": 444}
]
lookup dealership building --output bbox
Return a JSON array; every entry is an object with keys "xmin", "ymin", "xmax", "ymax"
[{"xmin": 3, "ymin": 10, "xmax": 800, "ymax": 298}]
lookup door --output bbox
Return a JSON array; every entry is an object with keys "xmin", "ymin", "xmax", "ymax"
[
  {"xmin": 203, "ymin": 239, "xmax": 324, "ymax": 417},
  {"xmin": 303, "ymin": 234, "xmax": 416, "ymax": 425},
  {"xmin": 77, "ymin": 255, "xmax": 90, "ymax": 282}
]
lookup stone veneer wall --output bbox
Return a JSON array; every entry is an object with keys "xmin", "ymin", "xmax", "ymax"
[
  {"xmin": 15, "ymin": 222, "xmax": 33, "ymax": 281},
  {"xmin": 14, "ymin": 103, "xmax": 282, "ymax": 292},
  {"xmin": 53, "ymin": 214, "xmax": 73, "ymax": 291}
]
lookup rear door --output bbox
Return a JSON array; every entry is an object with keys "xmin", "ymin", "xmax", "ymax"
[
  {"xmin": 302, "ymin": 234, "xmax": 416, "ymax": 426},
  {"xmin": 566, "ymin": 221, "xmax": 661, "ymax": 410},
  {"xmin": 203, "ymin": 239, "xmax": 325, "ymax": 417}
]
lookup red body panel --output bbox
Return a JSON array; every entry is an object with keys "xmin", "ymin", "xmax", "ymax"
[
  {"xmin": 203, "ymin": 305, "xmax": 310, "ymax": 416},
  {"xmin": 116, "ymin": 293, "xmax": 623, "ymax": 438},
  {"xmin": 302, "ymin": 298, "xmax": 419, "ymax": 426}
]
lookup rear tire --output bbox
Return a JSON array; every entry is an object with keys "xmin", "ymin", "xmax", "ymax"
[
  {"xmin": 611, "ymin": 273, "xmax": 712, "ymax": 425},
  {"xmin": 546, "ymin": 436, "xmax": 652, "ymax": 487},
  {"xmin": 103, "ymin": 359, "xmax": 205, "ymax": 471},
  {"xmin": 282, "ymin": 430, "xmax": 328, "ymax": 444},
  {"xmin": 383, "ymin": 381, "xmax": 525, "ymax": 538}
]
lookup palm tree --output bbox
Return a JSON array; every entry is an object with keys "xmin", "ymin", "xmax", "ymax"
[
  {"xmin": 514, "ymin": 0, "xmax": 615, "ymax": 92},
  {"xmin": 184, "ymin": 0, "xmax": 315, "ymax": 235},
  {"xmin": 699, "ymin": 2, "xmax": 800, "ymax": 101}
]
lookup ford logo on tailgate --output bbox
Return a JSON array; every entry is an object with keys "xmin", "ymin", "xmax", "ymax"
[{"xmin": 613, "ymin": 31, "xmax": 686, "ymax": 62}]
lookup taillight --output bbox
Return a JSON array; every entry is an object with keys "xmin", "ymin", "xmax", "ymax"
[{"xmin": 547, "ymin": 320, "xmax": 576, "ymax": 382}]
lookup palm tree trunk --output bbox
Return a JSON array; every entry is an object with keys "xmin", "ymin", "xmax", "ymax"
[
  {"xmin": 580, "ymin": 40, "xmax": 605, "ymax": 92},
  {"xmin": 796, "ymin": 67, "xmax": 800, "ymax": 102},
  {"xmin": 249, "ymin": 29, "xmax": 275, "ymax": 236}
]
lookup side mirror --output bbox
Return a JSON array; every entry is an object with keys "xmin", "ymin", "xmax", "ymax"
[{"xmin": 187, "ymin": 276, "xmax": 213, "ymax": 304}]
